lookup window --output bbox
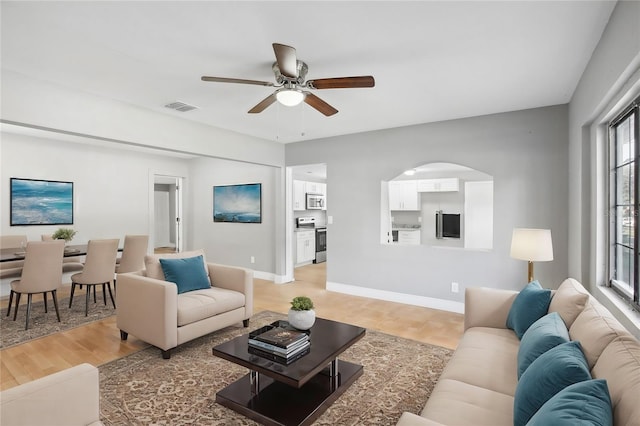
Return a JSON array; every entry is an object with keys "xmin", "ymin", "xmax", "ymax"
[{"xmin": 609, "ymin": 96, "xmax": 640, "ymax": 309}]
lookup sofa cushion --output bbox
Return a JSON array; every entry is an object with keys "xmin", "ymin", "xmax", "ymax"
[
  {"xmin": 517, "ymin": 312, "xmax": 570, "ymax": 378},
  {"xmin": 526, "ymin": 379, "xmax": 613, "ymax": 426},
  {"xmin": 592, "ymin": 335, "xmax": 640, "ymax": 426},
  {"xmin": 440, "ymin": 327, "xmax": 520, "ymax": 396},
  {"xmin": 548, "ymin": 278, "xmax": 589, "ymax": 328},
  {"xmin": 144, "ymin": 249, "xmax": 209, "ymax": 281},
  {"xmin": 506, "ymin": 281, "xmax": 552, "ymax": 339},
  {"xmin": 420, "ymin": 378, "xmax": 514, "ymax": 426},
  {"xmin": 160, "ymin": 255, "xmax": 211, "ymax": 294},
  {"xmin": 569, "ymin": 299, "xmax": 630, "ymax": 369},
  {"xmin": 177, "ymin": 287, "xmax": 246, "ymax": 327},
  {"xmin": 514, "ymin": 341, "xmax": 591, "ymax": 426}
]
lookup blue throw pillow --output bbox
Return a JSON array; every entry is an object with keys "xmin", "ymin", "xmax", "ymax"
[
  {"xmin": 506, "ymin": 280, "xmax": 552, "ymax": 339},
  {"xmin": 514, "ymin": 341, "xmax": 592, "ymax": 426},
  {"xmin": 517, "ymin": 312, "xmax": 570, "ymax": 378},
  {"xmin": 159, "ymin": 255, "xmax": 210, "ymax": 294},
  {"xmin": 526, "ymin": 379, "xmax": 613, "ymax": 426}
]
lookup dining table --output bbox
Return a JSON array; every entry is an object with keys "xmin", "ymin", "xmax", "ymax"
[{"xmin": 0, "ymin": 244, "xmax": 120, "ymax": 263}]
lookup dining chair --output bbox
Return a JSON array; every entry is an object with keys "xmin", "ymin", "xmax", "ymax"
[
  {"xmin": 0, "ymin": 235, "xmax": 28, "ymax": 280},
  {"xmin": 7, "ymin": 240, "xmax": 65, "ymax": 330},
  {"xmin": 0, "ymin": 235, "xmax": 27, "ymax": 249},
  {"xmin": 41, "ymin": 234, "xmax": 85, "ymax": 273},
  {"xmin": 115, "ymin": 235, "xmax": 149, "ymax": 274},
  {"xmin": 69, "ymin": 239, "xmax": 119, "ymax": 316}
]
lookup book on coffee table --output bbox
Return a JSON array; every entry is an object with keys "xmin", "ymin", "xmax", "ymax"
[
  {"xmin": 248, "ymin": 342, "xmax": 311, "ymax": 365},
  {"xmin": 253, "ymin": 327, "xmax": 308, "ymax": 349},
  {"xmin": 248, "ymin": 335, "xmax": 309, "ymax": 355}
]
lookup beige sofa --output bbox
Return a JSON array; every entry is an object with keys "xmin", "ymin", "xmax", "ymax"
[
  {"xmin": 116, "ymin": 250, "xmax": 253, "ymax": 359},
  {"xmin": 0, "ymin": 363, "xmax": 103, "ymax": 426},
  {"xmin": 397, "ymin": 278, "xmax": 640, "ymax": 426}
]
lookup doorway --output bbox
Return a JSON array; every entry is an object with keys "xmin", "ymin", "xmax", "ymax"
[
  {"xmin": 153, "ymin": 175, "xmax": 183, "ymax": 253},
  {"xmin": 287, "ymin": 164, "xmax": 327, "ymax": 284}
]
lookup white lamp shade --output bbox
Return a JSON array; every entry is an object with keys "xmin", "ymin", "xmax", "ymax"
[
  {"xmin": 510, "ymin": 228, "xmax": 553, "ymax": 261},
  {"xmin": 276, "ymin": 89, "xmax": 305, "ymax": 106}
]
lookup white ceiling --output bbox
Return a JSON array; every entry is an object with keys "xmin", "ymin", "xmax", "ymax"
[{"xmin": 1, "ymin": 1, "xmax": 615, "ymax": 144}]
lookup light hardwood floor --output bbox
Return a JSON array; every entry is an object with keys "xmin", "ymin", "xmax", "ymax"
[{"xmin": 0, "ymin": 262, "xmax": 463, "ymax": 391}]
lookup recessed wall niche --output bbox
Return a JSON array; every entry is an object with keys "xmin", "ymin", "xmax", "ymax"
[{"xmin": 381, "ymin": 162, "xmax": 493, "ymax": 250}]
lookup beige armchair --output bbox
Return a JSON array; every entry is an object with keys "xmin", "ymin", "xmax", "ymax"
[
  {"xmin": 7, "ymin": 240, "xmax": 65, "ymax": 330},
  {"xmin": 0, "ymin": 363, "xmax": 103, "ymax": 426},
  {"xmin": 116, "ymin": 249, "xmax": 253, "ymax": 359}
]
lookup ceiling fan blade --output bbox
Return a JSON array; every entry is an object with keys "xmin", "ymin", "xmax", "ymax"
[
  {"xmin": 272, "ymin": 43, "xmax": 298, "ymax": 78},
  {"xmin": 307, "ymin": 76, "xmax": 375, "ymax": 90},
  {"xmin": 201, "ymin": 76, "xmax": 274, "ymax": 87},
  {"xmin": 304, "ymin": 93, "xmax": 338, "ymax": 116},
  {"xmin": 248, "ymin": 93, "xmax": 277, "ymax": 114}
]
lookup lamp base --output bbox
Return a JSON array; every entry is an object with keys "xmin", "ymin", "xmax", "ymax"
[{"xmin": 528, "ymin": 261, "xmax": 534, "ymax": 283}]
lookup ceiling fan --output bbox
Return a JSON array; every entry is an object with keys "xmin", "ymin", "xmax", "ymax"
[{"xmin": 201, "ymin": 43, "xmax": 375, "ymax": 116}]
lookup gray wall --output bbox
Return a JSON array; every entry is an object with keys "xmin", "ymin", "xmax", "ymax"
[
  {"xmin": 286, "ymin": 105, "xmax": 569, "ymax": 302},
  {"xmin": 189, "ymin": 157, "xmax": 278, "ymax": 273},
  {"xmin": 569, "ymin": 0, "xmax": 640, "ymax": 285},
  {"xmin": 567, "ymin": 0, "xmax": 640, "ymax": 337}
]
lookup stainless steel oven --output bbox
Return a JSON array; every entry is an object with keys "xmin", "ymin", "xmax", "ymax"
[{"xmin": 314, "ymin": 227, "xmax": 326, "ymax": 263}]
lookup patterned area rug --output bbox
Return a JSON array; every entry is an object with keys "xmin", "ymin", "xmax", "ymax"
[
  {"xmin": 1, "ymin": 293, "xmax": 116, "ymax": 348},
  {"xmin": 100, "ymin": 311, "xmax": 452, "ymax": 425}
]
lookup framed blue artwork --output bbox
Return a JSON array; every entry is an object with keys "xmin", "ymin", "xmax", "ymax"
[
  {"xmin": 10, "ymin": 177, "xmax": 74, "ymax": 226},
  {"xmin": 213, "ymin": 183, "xmax": 262, "ymax": 223}
]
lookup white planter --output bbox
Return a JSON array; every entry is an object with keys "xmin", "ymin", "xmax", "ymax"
[{"xmin": 288, "ymin": 309, "xmax": 316, "ymax": 330}]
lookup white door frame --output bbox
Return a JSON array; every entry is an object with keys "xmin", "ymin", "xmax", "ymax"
[{"xmin": 150, "ymin": 173, "xmax": 184, "ymax": 253}]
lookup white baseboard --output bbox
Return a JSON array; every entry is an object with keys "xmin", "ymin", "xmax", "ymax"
[
  {"xmin": 326, "ymin": 281, "xmax": 465, "ymax": 314},
  {"xmin": 253, "ymin": 270, "xmax": 293, "ymax": 284}
]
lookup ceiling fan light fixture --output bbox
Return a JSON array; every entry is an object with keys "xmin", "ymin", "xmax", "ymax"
[{"xmin": 276, "ymin": 88, "xmax": 305, "ymax": 107}]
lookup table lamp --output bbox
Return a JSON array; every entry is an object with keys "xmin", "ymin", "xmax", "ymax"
[{"xmin": 510, "ymin": 228, "xmax": 553, "ymax": 283}]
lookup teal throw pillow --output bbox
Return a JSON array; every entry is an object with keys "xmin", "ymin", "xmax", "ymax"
[
  {"xmin": 517, "ymin": 312, "xmax": 570, "ymax": 378},
  {"xmin": 506, "ymin": 280, "xmax": 552, "ymax": 339},
  {"xmin": 514, "ymin": 341, "xmax": 591, "ymax": 426},
  {"xmin": 159, "ymin": 255, "xmax": 210, "ymax": 294},
  {"xmin": 526, "ymin": 379, "xmax": 613, "ymax": 426}
]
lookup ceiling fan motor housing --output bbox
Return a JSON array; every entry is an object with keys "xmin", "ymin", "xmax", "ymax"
[{"xmin": 272, "ymin": 61, "xmax": 308, "ymax": 86}]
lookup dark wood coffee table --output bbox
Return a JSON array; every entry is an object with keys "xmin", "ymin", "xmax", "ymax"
[{"xmin": 213, "ymin": 317, "xmax": 366, "ymax": 426}]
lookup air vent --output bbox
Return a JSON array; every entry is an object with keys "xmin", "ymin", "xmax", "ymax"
[{"xmin": 164, "ymin": 101, "xmax": 198, "ymax": 112}]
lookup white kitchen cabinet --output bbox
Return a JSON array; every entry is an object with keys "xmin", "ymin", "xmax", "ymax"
[
  {"xmin": 398, "ymin": 229, "xmax": 421, "ymax": 245},
  {"xmin": 296, "ymin": 230, "xmax": 316, "ymax": 264},
  {"xmin": 305, "ymin": 181, "xmax": 325, "ymax": 195},
  {"xmin": 417, "ymin": 178, "xmax": 459, "ymax": 193},
  {"xmin": 293, "ymin": 180, "xmax": 306, "ymax": 211},
  {"xmin": 293, "ymin": 180, "xmax": 327, "ymax": 210},
  {"xmin": 389, "ymin": 180, "xmax": 419, "ymax": 210}
]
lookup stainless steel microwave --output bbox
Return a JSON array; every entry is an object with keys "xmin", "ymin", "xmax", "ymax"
[{"xmin": 306, "ymin": 193, "xmax": 325, "ymax": 210}]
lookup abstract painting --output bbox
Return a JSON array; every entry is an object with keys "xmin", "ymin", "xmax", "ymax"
[
  {"xmin": 213, "ymin": 183, "xmax": 261, "ymax": 223},
  {"xmin": 10, "ymin": 178, "xmax": 74, "ymax": 225}
]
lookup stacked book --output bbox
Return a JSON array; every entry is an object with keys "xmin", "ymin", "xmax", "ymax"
[{"xmin": 248, "ymin": 326, "xmax": 310, "ymax": 365}]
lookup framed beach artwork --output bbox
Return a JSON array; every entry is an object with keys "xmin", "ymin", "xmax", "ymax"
[
  {"xmin": 10, "ymin": 177, "xmax": 74, "ymax": 226},
  {"xmin": 213, "ymin": 183, "xmax": 262, "ymax": 223}
]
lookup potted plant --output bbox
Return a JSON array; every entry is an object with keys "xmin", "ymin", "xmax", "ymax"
[
  {"xmin": 52, "ymin": 227, "xmax": 77, "ymax": 243},
  {"xmin": 288, "ymin": 296, "xmax": 316, "ymax": 330}
]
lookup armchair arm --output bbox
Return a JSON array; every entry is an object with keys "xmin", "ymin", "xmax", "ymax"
[
  {"xmin": 464, "ymin": 287, "xmax": 518, "ymax": 331},
  {"xmin": 207, "ymin": 263, "xmax": 253, "ymax": 319},
  {"xmin": 396, "ymin": 412, "xmax": 445, "ymax": 426},
  {"xmin": 0, "ymin": 363, "xmax": 101, "ymax": 426},
  {"xmin": 116, "ymin": 272, "xmax": 178, "ymax": 351}
]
